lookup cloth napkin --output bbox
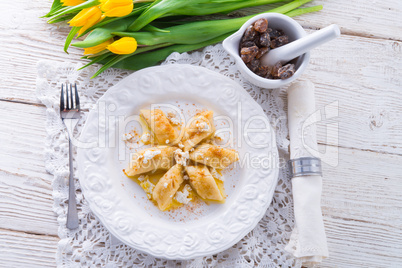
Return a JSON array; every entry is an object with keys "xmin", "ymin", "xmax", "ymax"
[{"xmin": 284, "ymin": 80, "xmax": 329, "ymax": 266}]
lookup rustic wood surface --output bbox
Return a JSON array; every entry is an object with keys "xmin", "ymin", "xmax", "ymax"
[{"xmin": 0, "ymin": 0, "xmax": 401, "ymax": 267}]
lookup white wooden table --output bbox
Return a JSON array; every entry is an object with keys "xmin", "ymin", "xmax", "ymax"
[{"xmin": 0, "ymin": 0, "xmax": 401, "ymax": 267}]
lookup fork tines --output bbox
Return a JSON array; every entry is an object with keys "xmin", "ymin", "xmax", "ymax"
[{"xmin": 61, "ymin": 83, "xmax": 80, "ymax": 112}]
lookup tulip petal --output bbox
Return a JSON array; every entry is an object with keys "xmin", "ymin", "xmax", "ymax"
[
  {"xmin": 69, "ymin": 6, "xmax": 102, "ymax": 26},
  {"xmin": 84, "ymin": 39, "xmax": 114, "ymax": 55},
  {"xmin": 103, "ymin": 4, "xmax": 133, "ymax": 17},
  {"xmin": 62, "ymin": 0, "xmax": 85, "ymax": 6},
  {"xmin": 101, "ymin": 0, "xmax": 133, "ymax": 11},
  {"xmin": 107, "ymin": 37, "xmax": 137, "ymax": 54},
  {"xmin": 78, "ymin": 13, "xmax": 105, "ymax": 36}
]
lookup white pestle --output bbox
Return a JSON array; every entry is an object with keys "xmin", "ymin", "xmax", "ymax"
[{"xmin": 261, "ymin": 24, "xmax": 340, "ymax": 66}]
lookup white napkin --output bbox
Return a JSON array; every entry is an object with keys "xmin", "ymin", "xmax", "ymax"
[{"xmin": 284, "ymin": 80, "xmax": 329, "ymax": 266}]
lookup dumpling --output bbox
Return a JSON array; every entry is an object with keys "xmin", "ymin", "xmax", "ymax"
[
  {"xmin": 189, "ymin": 144, "xmax": 239, "ymax": 169},
  {"xmin": 153, "ymin": 164, "xmax": 184, "ymax": 211},
  {"xmin": 140, "ymin": 109, "xmax": 179, "ymax": 145},
  {"xmin": 185, "ymin": 165, "xmax": 223, "ymax": 201},
  {"xmin": 198, "ymin": 110, "xmax": 214, "ymax": 128},
  {"xmin": 123, "ymin": 146, "xmax": 177, "ymax": 176},
  {"xmin": 181, "ymin": 110, "xmax": 215, "ymax": 151}
]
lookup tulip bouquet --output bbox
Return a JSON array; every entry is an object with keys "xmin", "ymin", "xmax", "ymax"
[{"xmin": 44, "ymin": 0, "xmax": 322, "ymax": 78}]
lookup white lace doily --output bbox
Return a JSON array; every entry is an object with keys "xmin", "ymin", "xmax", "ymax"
[{"xmin": 36, "ymin": 44, "xmax": 300, "ymax": 267}]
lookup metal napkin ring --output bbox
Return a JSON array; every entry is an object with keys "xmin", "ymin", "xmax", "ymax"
[{"xmin": 288, "ymin": 157, "xmax": 322, "ymax": 178}]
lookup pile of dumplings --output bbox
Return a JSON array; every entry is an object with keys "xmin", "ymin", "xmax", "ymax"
[{"xmin": 123, "ymin": 109, "xmax": 239, "ymax": 211}]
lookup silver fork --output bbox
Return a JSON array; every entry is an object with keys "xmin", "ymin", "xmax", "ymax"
[{"xmin": 60, "ymin": 83, "xmax": 80, "ymax": 229}]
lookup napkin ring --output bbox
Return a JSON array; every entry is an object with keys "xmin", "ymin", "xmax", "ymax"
[{"xmin": 288, "ymin": 157, "xmax": 322, "ymax": 178}]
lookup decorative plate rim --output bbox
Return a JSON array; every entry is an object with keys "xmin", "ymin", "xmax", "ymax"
[{"xmin": 77, "ymin": 64, "xmax": 279, "ymax": 260}]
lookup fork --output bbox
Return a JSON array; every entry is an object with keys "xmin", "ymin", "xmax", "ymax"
[{"xmin": 60, "ymin": 83, "xmax": 80, "ymax": 229}]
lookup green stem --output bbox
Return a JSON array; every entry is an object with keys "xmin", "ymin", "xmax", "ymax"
[
  {"xmin": 128, "ymin": 0, "xmax": 211, "ymax": 32},
  {"xmin": 171, "ymin": 0, "xmax": 285, "ymax": 16},
  {"xmin": 64, "ymin": 26, "xmax": 80, "ymax": 53}
]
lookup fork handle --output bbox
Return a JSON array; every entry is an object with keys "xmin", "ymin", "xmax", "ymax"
[{"xmin": 66, "ymin": 139, "xmax": 79, "ymax": 229}]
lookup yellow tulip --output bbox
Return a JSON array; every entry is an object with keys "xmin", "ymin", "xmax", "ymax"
[
  {"xmin": 107, "ymin": 37, "xmax": 137, "ymax": 54},
  {"xmin": 61, "ymin": 0, "xmax": 85, "ymax": 6},
  {"xmin": 69, "ymin": 6, "xmax": 103, "ymax": 36},
  {"xmin": 83, "ymin": 39, "xmax": 114, "ymax": 55},
  {"xmin": 100, "ymin": 0, "xmax": 133, "ymax": 17}
]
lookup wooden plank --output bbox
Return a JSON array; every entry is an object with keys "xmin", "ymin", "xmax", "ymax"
[
  {"xmin": 0, "ymin": 170, "xmax": 58, "ymax": 236},
  {"xmin": 0, "ymin": 101, "xmax": 51, "ymax": 177},
  {"xmin": 0, "ymin": 228, "xmax": 57, "ymax": 268},
  {"xmin": 320, "ymin": 145, "xmax": 402, "ymax": 267},
  {"xmin": 322, "ymin": 216, "xmax": 402, "ymax": 267},
  {"xmin": 0, "ymin": 32, "xmax": 82, "ymax": 104},
  {"xmin": 303, "ymin": 33, "xmax": 402, "ymax": 155},
  {"xmin": 0, "ymin": 101, "xmax": 58, "ymax": 235},
  {"xmin": 289, "ymin": 0, "xmax": 402, "ymax": 41}
]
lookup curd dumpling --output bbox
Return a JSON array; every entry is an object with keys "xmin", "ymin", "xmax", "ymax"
[
  {"xmin": 140, "ymin": 109, "xmax": 178, "ymax": 145},
  {"xmin": 125, "ymin": 106, "xmax": 239, "ymax": 212},
  {"xmin": 181, "ymin": 110, "xmax": 215, "ymax": 151},
  {"xmin": 189, "ymin": 144, "xmax": 239, "ymax": 169},
  {"xmin": 198, "ymin": 110, "xmax": 214, "ymax": 128},
  {"xmin": 124, "ymin": 146, "xmax": 177, "ymax": 176},
  {"xmin": 185, "ymin": 165, "xmax": 223, "ymax": 201},
  {"xmin": 153, "ymin": 164, "xmax": 184, "ymax": 211}
]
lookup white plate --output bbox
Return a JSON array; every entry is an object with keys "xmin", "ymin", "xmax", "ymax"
[{"xmin": 77, "ymin": 64, "xmax": 279, "ymax": 259}]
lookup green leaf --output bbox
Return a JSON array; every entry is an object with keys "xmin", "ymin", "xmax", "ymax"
[
  {"xmin": 172, "ymin": 0, "xmax": 285, "ymax": 16},
  {"xmin": 107, "ymin": 32, "xmax": 233, "ymax": 71},
  {"xmin": 64, "ymin": 26, "xmax": 80, "ymax": 53},
  {"xmin": 128, "ymin": 0, "xmax": 211, "ymax": 32},
  {"xmin": 42, "ymin": 0, "xmax": 63, "ymax": 18},
  {"xmin": 142, "ymin": 24, "xmax": 170, "ymax": 33},
  {"xmin": 114, "ymin": 17, "xmax": 244, "ymax": 45}
]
